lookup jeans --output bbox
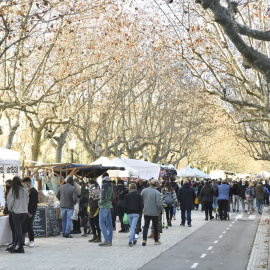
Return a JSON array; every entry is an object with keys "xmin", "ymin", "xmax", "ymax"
[
  {"xmin": 232, "ymin": 195, "xmax": 239, "ymax": 211},
  {"xmin": 173, "ymin": 206, "xmax": 176, "ymax": 216},
  {"xmin": 143, "ymin": 215, "xmax": 159, "ymax": 242},
  {"xmin": 181, "ymin": 210, "xmax": 191, "ymax": 225},
  {"xmin": 212, "ymin": 196, "xmax": 218, "ymax": 209},
  {"xmin": 12, "ymin": 212, "xmax": 27, "ymax": 248},
  {"xmin": 61, "ymin": 208, "xmax": 74, "ymax": 236},
  {"xmin": 99, "ymin": 208, "xmax": 113, "ymax": 243},
  {"xmin": 247, "ymin": 200, "xmax": 253, "ymax": 211},
  {"xmin": 127, "ymin": 213, "xmax": 139, "ymax": 243},
  {"xmin": 257, "ymin": 199, "xmax": 264, "ymax": 212},
  {"xmin": 240, "ymin": 198, "xmax": 245, "ymax": 212}
]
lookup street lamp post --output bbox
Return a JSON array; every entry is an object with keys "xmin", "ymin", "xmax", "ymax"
[
  {"xmin": 69, "ymin": 139, "xmax": 76, "ymax": 163},
  {"xmin": 143, "ymin": 151, "xmax": 148, "ymax": 161}
]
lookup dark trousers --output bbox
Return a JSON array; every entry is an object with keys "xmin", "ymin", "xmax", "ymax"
[
  {"xmin": 181, "ymin": 210, "xmax": 191, "ymax": 225},
  {"xmin": 143, "ymin": 215, "xmax": 159, "ymax": 242},
  {"xmin": 89, "ymin": 214, "xmax": 101, "ymax": 236},
  {"xmin": 218, "ymin": 200, "xmax": 229, "ymax": 219},
  {"xmin": 135, "ymin": 211, "xmax": 143, "ymax": 234},
  {"xmin": 264, "ymin": 196, "xmax": 269, "ymax": 206},
  {"xmin": 12, "ymin": 213, "xmax": 27, "ymax": 248},
  {"xmin": 118, "ymin": 206, "xmax": 128, "ymax": 229},
  {"xmin": 28, "ymin": 213, "xmax": 35, "ymax": 242},
  {"xmin": 203, "ymin": 201, "xmax": 213, "ymax": 219},
  {"xmin": 9, "ymin": 213, "xmax": 15, "ymax": 244},
  {"xmin": 112, "ymin": 204, "xmax": 117, "ymax": 229},
  {"xmin": 72, "ymin": 219, "xmax": 81, "ymax": 233},
  {"xmin": 165, "ymin": 206, "xmax": 174, "ymax": 222}
]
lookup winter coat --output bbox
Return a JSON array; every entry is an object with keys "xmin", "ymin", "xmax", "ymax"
[
  {"xmin": 28, "ymin": 187, "xmax": 39, "ymax": 215},
  {"xmin": 56, "ymin": 182, "xmax": 77, "ymax": 209},
  {"xmin": 231, "ymin": 183, "xmax": 240, "ymax": 195},
  {"xmin": 79, "ymin": 195, "xmax": 88, "ymax": 218},
  {"xmin": 136, "ymin": 184, "xmax": 145, "ymax": 195},
  {"xmin": 201, "ymin": 186, "xmax": 216, "ymax": 202},
  {"xmin": 98, "ymin": 180, "xmax": 114, "ymax": 209},
  {"xmin": 7, "ymin": 187, "xmax": 29, "ymax": 214},
  {"xmin": 177, "ymin": 183, "xmax": 196, "ymax": 211},
  {"xmin": 162, "ymin": 188, "xmax": 177, "ymax": 207},
  {"xmin": 88, "ymin": 185, "xmax": 100, "ymax": 218},
  {"xmin": 239, "ymin": 184, "xmax": 247, "ymax": 199},
  {"xmin": 116, "ymin": 185, "xmax": 127, "ymax": 208},
  {"xmin": 141, "ymin": 187, "xmax": 163, "ymax": 216},
  {"xmin": 217, "ymin": 184, "xmax": 230, "ymax": 201},
  {"xmin": 254, "ymin": 184, "xmax": 265, "ymax": 200},
  {"xmin": 170, "ymin": 182, "xmax": 179, "ymax": 197},
  {"xmin": 124, "ymin": 189, "xmax": 144, "ymax": 214}
]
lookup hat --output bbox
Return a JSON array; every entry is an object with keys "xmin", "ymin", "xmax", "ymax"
[{"xmin": 249, "ymin": 183, "xmax": 253, "ymax": 187}]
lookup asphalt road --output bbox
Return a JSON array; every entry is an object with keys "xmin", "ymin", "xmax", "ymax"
[{"xmin": 140, "ymin": 213, "xmax": 259, "ymax": 270}]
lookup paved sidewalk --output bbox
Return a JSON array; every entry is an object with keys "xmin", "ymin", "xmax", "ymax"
[
  {"xmin": 247, "ymin": 206, "xmax": 270, "ymax": 270},
  {"xmin": 0, "ymin": 210, "xmax": 208, "ymax": 270}
]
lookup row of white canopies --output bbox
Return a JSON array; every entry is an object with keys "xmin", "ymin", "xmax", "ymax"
[{"xmin": 89, "ymin": 156, "xmax": 210, "ymax": 180}]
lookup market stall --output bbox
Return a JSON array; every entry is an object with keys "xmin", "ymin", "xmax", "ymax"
[
  {"xmin": 111, "ymin": 157, "xmax": 139, "ymax": 178},
  {"xmin": 0, "ymin": 147, "xmax": 20, "ymax": 246}
]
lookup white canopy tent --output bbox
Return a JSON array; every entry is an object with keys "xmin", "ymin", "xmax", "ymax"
[
  {"xmin": 122, "ymin": 159, "xmax": 161, "ymax": 180},
  {"xmin": 193, "ymin": 167, "xmax": 211, "ymax": 179},
  {"xmin": 0, "ymin": 147, "xmax": 20, "ymax": 207},
  {"xmin": 112, "ymin": 158, "xmax": 139, "ymax": 177},
  {"xmin": 90, "ymin": 156, "xmax": 126, "ymax": 178},
  {"xmin": 177, "ymin": 166, "xmax": 196, "ymax": 178}
]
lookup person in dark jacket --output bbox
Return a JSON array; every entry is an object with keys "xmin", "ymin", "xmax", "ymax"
[
  {"xmin": 124, "ymin": 183, "xmax": 144, "ymax": 246},
  {"xmin": 116, "ymin": 179, "xmax": 129, "ymax": 233},
  {"xmin": 177, "ymin": 180, "xmax": 196, "ymax": 227},
  {"xmin": 88, "ymin": 179, "xmax": 101, "ymax": 243},
  {"xmin": 22, "ymin": 177, "xmax": 39, "ymax": 247},
  {"xmin": 56, "ymin": 176, "xmax": 77, "ymax": 238},
  {"xmin": 239, "ymin": 181, "xmax": 248, "ymax": 213},
  {"xmin": 231, "ymin": 181, "xmax": 240, "ymax": 212},
  {"xmin": 170, "ymin": 177, "xmax": 179, "ymax": 220},
  {"xmin": 135, "ymin": 178, "xmax": 145, "ymax": 238},
  {"xmin": 79, "ymin": 191, "xmax": 89, "ymax": 237},
  {"xmin": 201, "ymin": 181, "xmax": 216, "ymax": 220}
]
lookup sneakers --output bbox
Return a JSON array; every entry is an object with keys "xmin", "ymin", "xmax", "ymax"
[
  {"xmin": 81, "ymin": 234, "xmax": 87, "ymax": 237},
  {"xmin": 258, "ymin": 210, "xmax": 262, "ymax": 215},
  {"xmin": 188, "ymin": 224, "xmax": 192, "ymax": 227},
  {"xmin": 29, "ymin": 241, "xmax": 35, "ymax": 248},
  {"xmin": 142, "ymin": 240, "xmax": 147, "ymax": 246},
  {"xmin": 129, "ymin": 242, "xmax": 133, "ymax": 247},
  {"xmin": 180, "ymin": 223, "xmax": 185, "ymax": 226},
  {"xmin": 65, "ymin": 235, "xmax": 73, "ymax": 238},
  {"xmin": 168, "ymin": 220, "xmax": 172, "ymax": 227},
  {"xmin": 135, "ymin": 234, "xmax": 139, "ymax": 239},
  {"xmin": 173, "ymin": 216, "xmax": 176, "ymax": 220},
  {"xmin": 154, "ymin": 241, "xmax": 162, "ymax": 245},
  {"xmin": 98, "ymin": 241, "xmax": 111, "ymax": 247},
  {"xmin": 133, "ymin": 240, "xmax": 137, "ymax": 245}
]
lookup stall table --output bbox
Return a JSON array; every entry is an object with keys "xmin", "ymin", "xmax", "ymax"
[{"xmin": 0, "ymin": 216, "xmax": 12, "ymax": 246}]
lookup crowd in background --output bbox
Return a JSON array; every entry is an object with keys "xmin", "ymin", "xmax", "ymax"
[{"xmin": 3, "ymin": 174, "xmax": 270, "ymax": 252}]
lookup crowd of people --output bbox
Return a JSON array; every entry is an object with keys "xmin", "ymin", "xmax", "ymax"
[{"xmin": 3, "ymin": 173, "xmax": 269, "ymax": 253}]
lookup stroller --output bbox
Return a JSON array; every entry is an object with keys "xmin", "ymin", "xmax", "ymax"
[{"xmin": 215, "ymin": 201, "xmax": 230, "ymax": 220}]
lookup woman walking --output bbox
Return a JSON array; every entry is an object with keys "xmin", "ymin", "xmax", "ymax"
[
  {"xmin": 201, "ymin": 181, "xmax": 216, "ymax": 220},
  {"xmin": 7, "ymin": 176, "xmax": 29, "ymax": 253},
  {"xmin": 124, "ymin": 183, "xmax": 143, "ymax": 246},
  {"xmin": 162, "ymin": 182, "xmax": 177, "ymax": 227}
]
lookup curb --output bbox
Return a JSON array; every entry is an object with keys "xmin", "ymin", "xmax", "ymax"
[{"xmin": 246, "ymin": 207, "xmax": 270, "ymax": 270}]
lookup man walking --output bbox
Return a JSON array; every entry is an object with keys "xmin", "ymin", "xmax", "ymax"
[
  {"xmin": 177, "ymin": 180, "xmax": 196, "ymax": 227},
  {"xmin": 217, "ymin": 179, "xmax": 231, "ymax": 220},
  {"xmin": 141, "ymin": 179, "xmax": 163, "ymax": 246},
  {"xmin": 22, "ymin": 177, "xmax": 39, "ymax": 247},
  {"xmin": 98, "ymin": 172, "xmax": 115, "ymax": 246},
  {"xmin": 254, "ymin": 182, "xmax": 265, "ymax": 214},
  {"xmin": 56, "ymin": 176, "xmax": 77, "ymax": 238}
]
